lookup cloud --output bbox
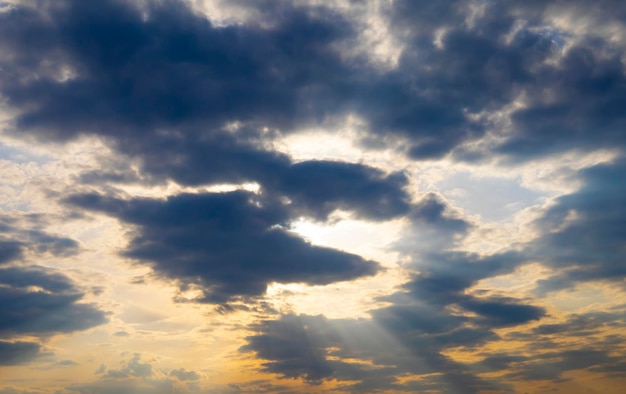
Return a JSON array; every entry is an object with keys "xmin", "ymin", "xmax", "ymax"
[
  {"xmin": 113, "ymin": 331, "xmax": 130, "ymax": 337},
  {"xmin": 66, "ymin": 191, "xmax": 380, "ymax": 304},
  {"xmin": 0, "ymin": 0, "xmax": 354, "ymax": 141},
  {"xmin": 0, "ymin": 215, "xmax": 106, "ymax": 367},
  {"xmin": 67, "ymin": 379, "xmax": 176, "ymax": 394},
  {"xmin": 497, "ymin": 42, "xmax": 626, "ymax": 159},
  {"xmin": 240, "ymin": 314, "xmax": 342, "ymax": 383},
  {"xmin": 241, "ymin": 310, "xmax": 512, "ymax": 393},
  {"xmin": 0, "ymin": 239, "xmax": 23, "ymax": 265},
  {"xmin": 388, "ymin": 0, "xmax": 626, "ymax": 160},
  {"xmin": 240, "ymin": 198, "xmax": 541, "ymax": 392},
  {"xmin": 106, "ymin": 354, "xmax": 153, "ymax": 379},
  {"xmin": 529, "ymin": 158, "xmax": 626, "ymax": 292},
  {"xmin": 0, "ymin": 388, "xmax": 47, "ymax": 394},
  {"xmin": 170, "ymin": 368, "xmax": 200, "ymax": 381},
  {"xmin": 0, "ymin": 215, "xmax": 79, "ymax": 265},
  {"xmin": 503, "ymin": 349, "xmax": 626, "ymax": 382},
  {"xmin": 458, "ymin": 296, "xmax": 546, "ymax": 328},
  {"xmin": 2, "ymin": 0, "xmax": 623, "ymax": 171},
  {"xmin": 0, "ymin": 341, "xmax": 41, "ymax": 366},
  {"xmin": 271, "ymin": 160, "xmax": 410, "ymax": 221},
  {"xmin": 239, "ymin": 191, "xmax": 561, "ymax": 392},
  {"xmin": 0, "ymin": 265, "xmax": 107, "ymax": 337},
  {"xmin": 1, "ymin": 0, "xmax": 626, "ymax": 391},
  {"xmin": 67, "ymin": 354, "xmax": 197, "ymax": 394},
  {"xmin": 0, "ymin": 0, "xmax": 416, "ymax": 225},
  {"xmin": 54, "ymin": 360, "xmax": 79, "ymax": 367}
]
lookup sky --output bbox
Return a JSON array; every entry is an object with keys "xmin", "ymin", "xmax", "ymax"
[{"xmin": 0, "ymin": 0, "xmax": 626, "ymax": 393}]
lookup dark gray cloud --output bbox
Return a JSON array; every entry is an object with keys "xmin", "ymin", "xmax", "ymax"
[
  {"xmin": 0, "ymin": 0, "xmax": 350, "ymax": 138},
  {"xmin": 0, "ymin": 265, "xmax": 107, "ymax": 337},
  {"xmin": 65, "ymin": 190, "xmax": 380, "ymax": 304},
  {"xmin": 0, "ymin": 215, "xmax": 106, "ymax": 368},
  {"xmin": 0, "ymin": 215, "xmax": 79, "ymax": 265},
  {"xmin": 459, "ymin": 296, "xmax": 545, "ymax": 328},
  {"xmin": 272, "ymin": 160, "xmax": 410, "ymax": 220},
  {"xmin": 500, "ymin": 309, "xmax": 626, "ymax": 369},
  {"xmin": 0, "ymin": 239, "xmax": 23, "ymax": 265},
  {"xmin": 0, "ymin": 341, "xmax": 41, "ymax": 366},
  {"xmin": 528, "ymin": 159, "xmax": 626, "ymax": 292},
  {"xmin": 1, "ymin": 0, "xmax": 406, "ymax": 213},
  {"xmin": 497, "ymin": 42, "xmax": 626, "ymax": 159},
  {"xmin": 241, "ymin": 308, "xmax": 512, "ymax": 393},
  {"xmin": 0, "ymin": 0, "xmax": 367, "ymax": 184},
  {"xmin": 241, "ymin": 313, "xmax": 413, "ymax": 389},
  {"xmin": 388, "ymin": 0, "xmax": 626, "ymax": 160},
  {"xmin": 0, "ymin": 264, "xmax": 106, "ymax": 368},
  {"xmin": 2, "ymin": 0, "xmax": 623, "ymax": 172},
  {"xmin": 504, "ymin": 349, "xmax": 626, "ymax": 382},
  {"xmin": 0, "ymin": 0, "xmax": 415, "ymax": 226},
  {"xmin": 243, "ymin": 280, "xmax": 611, "ymax": 392}
]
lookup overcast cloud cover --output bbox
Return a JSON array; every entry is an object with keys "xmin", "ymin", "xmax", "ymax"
[{"xmin": 0, "ymin": 0, "xmax": 626, "ymax": 392}]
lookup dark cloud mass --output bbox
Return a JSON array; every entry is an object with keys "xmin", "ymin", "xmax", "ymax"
[
  {"xmin": 0, "ymin": 0, "xmax": 355, "ymax": 141},
  {"xmin": 66, "ymin": 190, "xmax": 379, "ymax": 303},
  {"xmin": 3, "ymin": 0, "xmax": 625, "ymax": 164}
]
